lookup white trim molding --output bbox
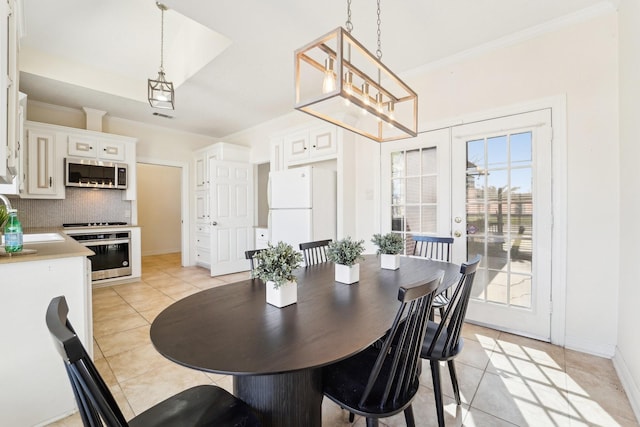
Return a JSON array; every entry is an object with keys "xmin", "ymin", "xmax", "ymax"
[
  {"xmin": 420, "ymin": 95, "xmax": 568, "ymax": 347},
  {"xmin": 136, "ymin": 156, "xmax": 191, "ymax": 267},
  {"xmin": 614, "ymin": 347, "xmax": 640, "ymax": 422}
]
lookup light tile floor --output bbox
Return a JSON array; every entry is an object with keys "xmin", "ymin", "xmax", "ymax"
[{"xmin": 50, "ymin": 253, "xmax": 639, "ymax": 427}]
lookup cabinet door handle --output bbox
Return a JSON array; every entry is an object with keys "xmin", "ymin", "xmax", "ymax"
[{"xmin": 49, "ymin": 177, "xmax": 53, "ymax": 187}]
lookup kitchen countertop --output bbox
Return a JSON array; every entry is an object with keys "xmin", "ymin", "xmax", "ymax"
[{"xmin": 0, "ymin": 227, "xmax": 94, "ymax": 265}]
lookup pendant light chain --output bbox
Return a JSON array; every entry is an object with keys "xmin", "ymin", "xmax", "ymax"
[
  {"xmin": 159, "ymin": 2, "xmax": 165, "ymax": 72},
  {"xmin": 376, "ymin": 0, "xmax": 382, "ymax": 60},
  {"xmin": 345, "ymin": 0, "xmax": 353, "ymax": 33}
]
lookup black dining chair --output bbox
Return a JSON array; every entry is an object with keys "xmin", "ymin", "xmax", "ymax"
[
  {"xmin": 46, "ymin": 296, "xmax": 261, "ymax": 427},
  {"xmin": 245, "ymin": 248, "xmax": 266, "ymax": 273},
  {"xmin": 412, "ymin": 235, "xmax": 455, "ymax": 320},
  {"xmin": 322, "ymin": 273, "xmax": 443, "ymax": 427},
  {"xmin": 421, "ymin": 255, "xmax": 481, "ymax": 427},
  {"xmin": 299, "ymin": 239, "xmax": 332, "ymax": 265}
]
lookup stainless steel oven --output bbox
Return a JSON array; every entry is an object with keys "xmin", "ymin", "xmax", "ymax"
[{"xmin": 66, "ymin": 229, "xmax": 132, "ymax": 281}]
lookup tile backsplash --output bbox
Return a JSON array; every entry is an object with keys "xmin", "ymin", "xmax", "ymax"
[{"xmin": 10, "ymin": 188, "xmax": 131, "ymax": 228}]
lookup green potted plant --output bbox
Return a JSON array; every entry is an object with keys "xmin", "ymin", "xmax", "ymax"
[
  {"xmin": 371, "ymin": 232, "xmax": 404, "ymax": 270},
  {"xmin": 327, "ymin": 236, "xmax": 365, "ymax": 284},
  {"xmin": 253, "ymin": 241, "xmax": 303, "ymax": 308}
]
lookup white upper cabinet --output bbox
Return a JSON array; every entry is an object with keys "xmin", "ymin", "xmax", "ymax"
[
  {"xmin": 25, "ymin": 127, "xmax": 61, "ymax": 198},
  {"xmin": 68, "ymin": 136, "xmax": 126, "ymax": 162},
  {"xmin": 20, "ymin": 121, "xmax": 137, "ymax": 200},
  {"xmin": 282, "ymin": 125, "xmax": 338, "ymax": 166},
  {"xmin": 1, "ymin": 0, "xmax": 23, "ymax": 185}
]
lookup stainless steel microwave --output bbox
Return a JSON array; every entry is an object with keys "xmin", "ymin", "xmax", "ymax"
[{"xmin": 65, "ymin": 158, "xmax": 128, "ymax": 189}]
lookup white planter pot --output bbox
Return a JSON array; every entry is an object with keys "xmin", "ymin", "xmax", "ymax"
[
  {"xmin": 335, "ymin": 263, "xmax": 360, "ymax": 284},
  {"xmin": 266, "ymin": 280, "xmax": 297, "ymax": 308},
  {"xmin": 381, "ymin": 254, "xmax": 400, "ymax": 270}
]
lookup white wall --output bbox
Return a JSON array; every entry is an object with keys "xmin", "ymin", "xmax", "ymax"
[{"xmin": 616, "ymin": 0, "xmax": 640, "ymax": 420}]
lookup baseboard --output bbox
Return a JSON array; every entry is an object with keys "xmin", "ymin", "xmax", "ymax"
[
  {"xmin": 142, "ymin": 248, "xmax": 181, "ymax": 256},
  {"xmin": 564, "ymin": 335, "xmax": 616, "ymax": 358},
  {"xmin": 613, "ymin": 348, "xmax": 640, "ymax": 423}
]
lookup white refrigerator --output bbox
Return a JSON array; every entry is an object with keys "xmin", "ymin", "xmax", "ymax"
[{"xmin": 268, "ymin": 166, "xmax": 336, "ymax": 251}]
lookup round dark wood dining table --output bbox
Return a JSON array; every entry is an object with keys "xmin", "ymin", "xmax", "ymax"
[{"xmin": 150, "ymin": 255, "xmax": 460, "ymax": 427}]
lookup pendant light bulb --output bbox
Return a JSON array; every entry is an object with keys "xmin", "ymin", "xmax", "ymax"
[
  {"xmin": 343, "ymin": 71, "xmax": 353, "ymax": 106},
  {"xmin": 361, "ymin": 82, "xmax": 370, "ymax": 115},
  {"xmin": 322, "ymin": 57, "xmax": 337, "ymax": 93},
  {"xmin": 375, "ymin": 93, "xmax": 384, "ymax": 122}
]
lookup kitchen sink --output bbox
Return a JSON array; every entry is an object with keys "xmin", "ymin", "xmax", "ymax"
[{"xmin": 1, "ymin": 232, "xmax": 66, "ymax": 245}]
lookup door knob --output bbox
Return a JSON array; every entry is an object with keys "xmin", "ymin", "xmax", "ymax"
[
  {"xmin": 454, "ymin": 230, "xmax": 462, "ymax": 238},
  {"xmin": 454, "ymin": 217, "xmax": 462, "ymax": 223},
  {"xmin": 211, "ymin": 221, "xmax": 218, "ymax": 226}
]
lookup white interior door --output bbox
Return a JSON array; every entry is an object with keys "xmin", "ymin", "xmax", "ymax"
[
  {"xmin": 380, "ymin": 129, "xmax": 451, "ymax": 252},
  {"xmin": 451, "ymin": 109, "xmax": 553, "ymax": 340},
  {"xmin": 209, "ymin": 160, "xmax": 254, "ymax": 276}
]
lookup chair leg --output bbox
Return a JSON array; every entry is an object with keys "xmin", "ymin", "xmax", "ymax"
[
  {"xmin": 448, "ymin": 360, "xmax": 461, "ymax": 405},
  {"xmin": 365, "ymin": 417, "xmax": 379, "ymax": 427},
  {"xmin": 438, "ymin": 305, "xmax": 446, "ymax": 319},
  {"xmin": 404, "ymin": 405, "xmax": 416, "ymax": 427},
  {"xmin": 349, "ymin": 411, "xmax": 355, "ymax": 422},
  {"xmin": 430, "ymin": 360, "xmax": 445, "ymax": 427}
]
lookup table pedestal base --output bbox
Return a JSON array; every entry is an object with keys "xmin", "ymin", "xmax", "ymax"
[{"xmin": 234, "ymin": 369, "xmax": 322, "ymax": 427}]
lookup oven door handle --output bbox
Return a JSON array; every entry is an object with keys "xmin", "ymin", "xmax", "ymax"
[{"xmin": 80, "ymin": 239, "xmax": 130, "ymax": 246}]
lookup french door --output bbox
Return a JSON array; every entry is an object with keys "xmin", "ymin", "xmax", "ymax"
[
  {"xmin": 451, "ymin": 109, "xmax": 552, "ymax": 340},
  {"xmin": 209, "ymin": 159, "xmax": 254, "ymax": 276},
  {"xmin": 382, "ymin": 109, "xmax": 553, "ymax": 340}
]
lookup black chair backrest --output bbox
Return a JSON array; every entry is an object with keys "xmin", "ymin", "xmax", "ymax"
[
  {"xmin": 46, "ymin": 296, "xmax": 130, "ymax": 427},
  {"xmin": 245, "ymin": 249, "xmax": 266, "ymax": 272},
  {"xmin": 359, "ymin": 272, "xmax": 442, "ymax": 410},
  {"xmin": 299, "ymin": 239, "xmax": 332, "ymax": 265},
  {"xmin": 424, "ymin": 255, "xmax": 481, "ymax": 358},
  {"xmin": 412, "ymin": 235, "xmax": 454, "ymax": 261}
]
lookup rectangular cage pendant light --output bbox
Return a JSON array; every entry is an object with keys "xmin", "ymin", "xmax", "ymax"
[{"xmin": 294, "ymin": 27, "xmax": 418, "ymax": 142}]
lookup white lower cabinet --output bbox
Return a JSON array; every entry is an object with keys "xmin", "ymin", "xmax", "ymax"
[
  {"xmin": 0, "ymin": 256, "xmax": 91, "ymax": 426},
  {"xmin": 195, "ymin": 224, "xmax": 211, "ymax": 268}
]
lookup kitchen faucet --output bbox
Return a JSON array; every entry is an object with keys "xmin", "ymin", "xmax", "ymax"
[{"xmin": 0, "ymin": 194, "xmax": 12, "ymax": 210}]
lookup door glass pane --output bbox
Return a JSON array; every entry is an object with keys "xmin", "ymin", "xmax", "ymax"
[
  {"xmin": 391, "ymin": 206, "xmax": 404, "ymax": 232},
  {"xmin": 388, "ymin": 147, "xmax": 439, "ymax": 254},
  {"xmin": 487, "ymin": 135, "xmax": 507, "ymax": 167},
  {"xmin": 466, "ymin": 132, "xmax": 534, "ymax": 309},
  {"xmin": 391, "ymin": 178, "xmax": 404, "ymax": 204},
  {"xmin": 406, "ymin": 206, "xmax": 419, "ymax": 233},
  {"xmin": 406, "ymin": 178, "xmax": 420, "ymax": 203},
  {"xmin": 391, "ymin": 152, "xmax": 404, "ymax": 177},
  {"xmin": 422, "ymin": 176, "xmax": 437, "ymax": 203},
  {"xmin": 467, "ymin": 139, "xmax": 484, "ymax": 171},
  {"xmin": 511, "ymin": 132, "xmax": 532, "ymax": 164},
  {"xmin": 422, "ymin": 149, "xmax": 437, "ymax": 174},
  {"xmin": 406, "ymin": 149, "xmax": 420, "ymax": 176},
  {"xmin": 421, "ymin": 206, "xmax": 437, "ymax": 233}
]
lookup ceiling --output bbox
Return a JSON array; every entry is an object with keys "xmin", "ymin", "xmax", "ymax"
[{"xmin": 19, "ymin": 0, "xmax": 613, "ymax": 138}]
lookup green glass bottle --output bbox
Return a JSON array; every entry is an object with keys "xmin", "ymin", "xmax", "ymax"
[{"xmin": 4, "ymin": 209, "xmax": 23, "ymax": 253}]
